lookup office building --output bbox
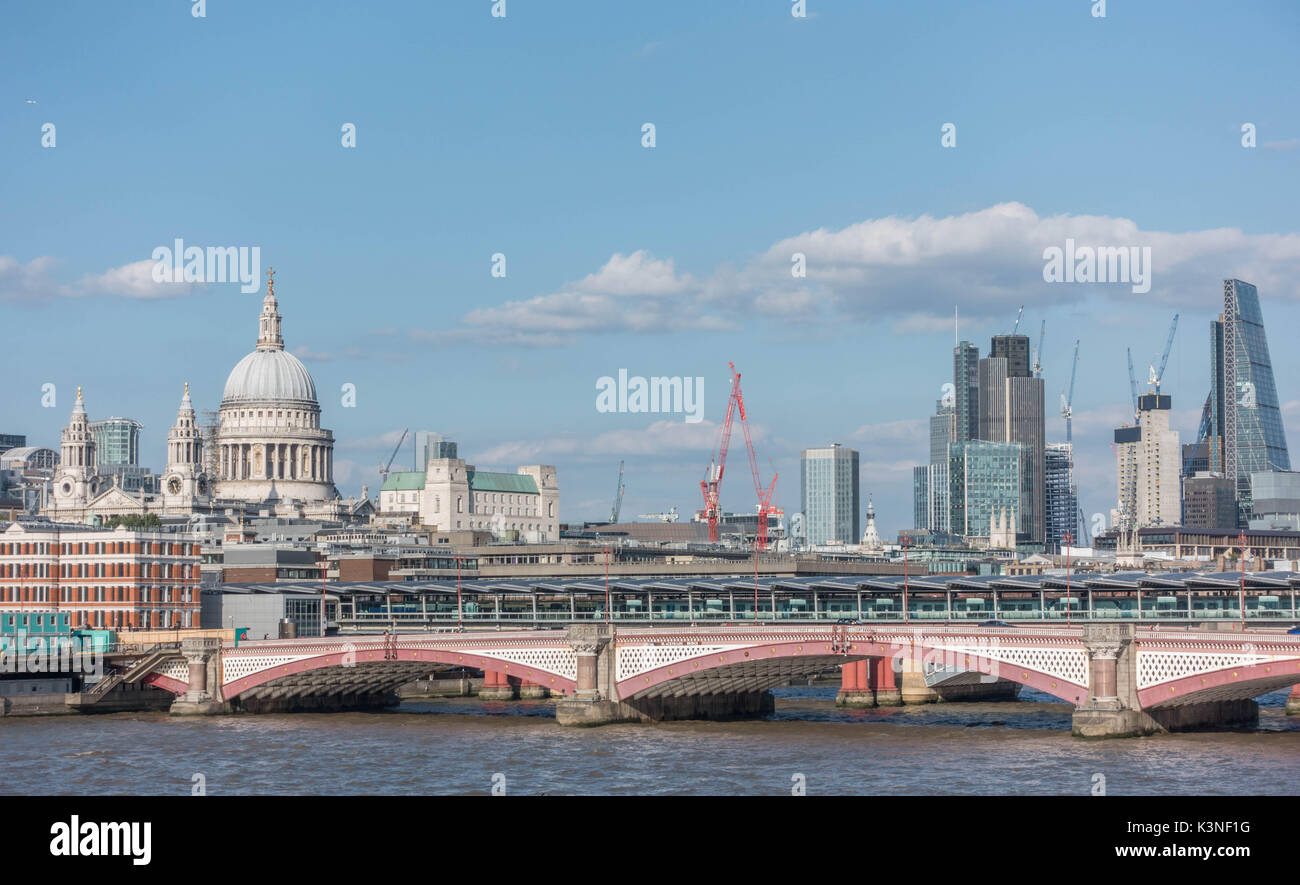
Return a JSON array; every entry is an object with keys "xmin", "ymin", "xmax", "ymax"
[
  {"xmin": 977, "ymin": 354, "xmax": 1045, "ymax": 543},
  {"xmin": 413, "ymin": 431, "xmax": 458, "ymax": 469},
  {"xmin": 1182, "ymin": 473, "xmax": 1237, "ymax": 529},
  {"xmin": 948, "ymin": 440, "xmax": 1022, "ymax": 542},
  {"xmin": 1114, "ymin": 393, "xmax": 1180, "ymax": 530},
  {"xmin": 1197, "ymin": 279, "xmax": 1291, "ymax": 524},
  {"xmin": 953, "ymin": 341, "xmax": 980, "ymax": 443},
  {"xmin": 800, "ymin": 444, "xmax": 860, "ymax": 546},
  {"xmin": 991, "ymin": 333, "xmax": 1031, "ymax": 379},
  {"xmin": 89, "ymin": 417, "xmax": 143, "ymax": 467},
  {"xmin": 1044, "ymin": 442, "xmax": 1078, "ymax": 551},
  {"xmin": 0, "ymin": 522, "xmax": 201, "ymax": 629},
  {"xmin": 1248, "ymin": 470, "xmax": 1300, "ymax": 531},
  {"xmin": 0, "ymin": 434, "xmax": 26, "ymax": 457}
]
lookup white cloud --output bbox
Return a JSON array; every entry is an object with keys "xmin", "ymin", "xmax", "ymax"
[
  {"xmin": 0, "ymin": 255, "xmax": 205, "ymax": 301},
  {"xmin": 417, "ymin": 203, "xmax": 1300, "ymax": 348}
]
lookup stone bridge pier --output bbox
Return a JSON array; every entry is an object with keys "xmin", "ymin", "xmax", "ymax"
[
  {"xmin": 554, "ymin": 625, "xmax": 775, "ymax": 727},
  {"xmin": 170, "ymin": 637, "xmax": 227, "ymax": 716},
  {"xmin": 1071, "ymin": 624, "xmax": 1258, "ymax": 738}
]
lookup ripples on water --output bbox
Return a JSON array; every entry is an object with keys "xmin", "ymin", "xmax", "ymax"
[{"xmin": 4, "ymin": 688, "xmax": 1297, "ymax": 796}]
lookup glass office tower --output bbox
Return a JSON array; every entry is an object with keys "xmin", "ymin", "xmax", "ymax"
[
  {"xmin": 801, "ymin": 444, "xmax": 860, "ymax": 545},
  {"xmin": 1199, "ymin": 280, "xmax": 1291, "ymax": 524},
  {"xmin": 89, "ymin": 417, "xmax": 142, "ymax": 467},
  {"xmin": 948, "ymin": 440, "xmax": 1022, "ymax": 540}
]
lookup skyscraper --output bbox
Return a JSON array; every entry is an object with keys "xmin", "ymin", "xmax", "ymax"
[
  {"xmin": 953, "ymin": 341, "xmax": 979, "ymax": 443},
  {"xmin": 800, "ymin": 444, "xmax": 859, "ymax": 545},
  {"xmin": 1113, "ymin": 393, "xmax": 1180, "ymax": 529},
  {"xmin": 1199, "ymin": 279, "xmax": 1291, "ymax": 524},
  {"xmin": 1044, "ymin": 442, "xmax": 1078, "ymax": 551},
  {"xmin": 948, "ymin": 440, "xmax": 1022, "ymax": 541},
  {"xmin": 977, "ymin": 354, "xmax": 1046, "ymax": 543},
  {"xmin": 991, "ymin": 333, "xmax": 1032, "ymax": 379}
]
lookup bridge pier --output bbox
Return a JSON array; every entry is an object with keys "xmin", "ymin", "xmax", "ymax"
[
  {"xmin": 836, "ymin": 659, "xmax": 874, "ymax": 707},
  {"xmin": 1287, "ymin": 684, "xmax": 1300, "ymax": 716},
  {"xmin": 900, "ymin": 653, "xmax": 939, "ymax": 705},
  {"xmin": 169, "ymin": 638, "xmax": 227, "ymax": 716},
  {"xmin": 1071, "ymin": 624, "xmax": 1259, "ymax": 738},
  {"xmin": 518, "ymin": 678, "xmax": 549, "ymax": 699},
  {"xmin": 477, "ymin": 668, "xmax": 517, "ymax": 701},
  {"xmin": 872, "ymin": 656, "xmax": 902, "ymax": 706},
  {"xmin": 554, "ymin": 624, "xmax": 776, "ymax": 726}
]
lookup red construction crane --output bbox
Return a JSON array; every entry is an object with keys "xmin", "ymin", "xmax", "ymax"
[{"xmin": 699, "ymin": 362, "xmax": 779, "ymax": 550}]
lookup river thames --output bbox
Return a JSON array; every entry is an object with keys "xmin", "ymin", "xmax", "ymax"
[{"xmin": 5, "ymin": 687, "xmax": 1298, "ymax": 796}]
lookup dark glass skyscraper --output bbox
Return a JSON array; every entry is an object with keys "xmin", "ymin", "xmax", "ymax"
[
  {"xmin": 953, "ymin": 341, "xmax": 979, "ymax": 443},
  {"xmin": 1198, "ymin": 280, "xmax": 1290, "ymax": 523}
]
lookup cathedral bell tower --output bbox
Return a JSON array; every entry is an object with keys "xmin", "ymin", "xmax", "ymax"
[
  {"xmin": 52, "ymin": 387, "xmax": 99, "ymax": 510},
  {"xmin": 163, "ymin": 382, "xmax": 210, "ymax": 510}
]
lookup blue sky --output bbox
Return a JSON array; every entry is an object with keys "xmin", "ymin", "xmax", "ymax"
[{"xmin": 3, "ymin": 0, "xmax": 1299, "ymax": 537}]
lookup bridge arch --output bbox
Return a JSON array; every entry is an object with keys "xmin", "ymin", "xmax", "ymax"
[{"xmin": 614, "ymin": 635, "xmax": 1087, "ymax": 705}]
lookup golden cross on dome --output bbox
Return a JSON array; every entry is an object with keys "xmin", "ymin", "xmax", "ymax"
[
  {"xmin": 184, "ymin": 381, "xmax": 190, "ymax": 396},
  {"xmin": 266, "ymin": 266, "xmax": 275, "ymax": 297},
  {"xmin": 77, "ymin": 386, "xmax": 82, "ymax": 398}
]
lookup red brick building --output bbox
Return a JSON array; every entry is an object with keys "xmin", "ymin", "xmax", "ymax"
[{"xmin": 0, "ymin": 522, "xmax": 201, "ymax": 629}]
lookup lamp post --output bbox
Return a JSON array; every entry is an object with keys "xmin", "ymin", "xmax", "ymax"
[
  {"xmin": 455, "ymin": 554, "xmax": 464, "ymax": 632},
  {"xmin": 1239, "ymin": 530, "xmax": 1247, "ymax": 631},
  {"xmin": 603, "ymin": 546, "xmax": 611, "ymax": 624},
  {"xmin": 902, "ymin": 534, "xmax": 910, "ymax": 625},
  {"xmin": 1064, "ymin": 531, "xmax": 1073, "ymax": 626}
]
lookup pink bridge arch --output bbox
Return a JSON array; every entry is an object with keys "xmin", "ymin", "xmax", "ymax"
[{"xmin": 613, "ymin": 631, "xmax": 1090, "ymax": 705}]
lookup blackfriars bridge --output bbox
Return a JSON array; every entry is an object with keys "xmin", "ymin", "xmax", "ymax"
[{"xmin": 128, "ymin": 622, "xmax": 1300, "ymax": 738}]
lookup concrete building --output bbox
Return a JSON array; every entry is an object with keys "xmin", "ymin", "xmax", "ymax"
[
  {"xmin": 1248, "ymin": 470, "xmax": 1300, "ymax": 531},
  {"xmin": 1112, "ymin": 425, "xmax": 1140, "ymax": 531},
  {"xmin": 0, "ymin": 521, "xmax": 201, "ymax": 629},
  {"xmin": 202, "ymin": 584, "xmax": 326, "ymax": 639},
  {"xmin": 800, "ymin": 444, "xmax": 860, "ymax": 546},
  {"xmin": 1182, "ymin": 472, "xmax": 1237, "ymax": 529},
  {"xmin": 1134, "ymin": 393, "xmax": 1181, "ymax": 528}
]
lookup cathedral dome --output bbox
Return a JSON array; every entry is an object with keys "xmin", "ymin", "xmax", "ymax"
[{"xmin": 222, "ymin": 349, "xmax": 318, "ymax": 406}]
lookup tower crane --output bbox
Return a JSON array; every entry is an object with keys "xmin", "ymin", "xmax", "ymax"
[
  {"xmin": 1059, "ymin": 339, "xmax": 1080, "ymax": 443},
  {"xmin": 1153, "ymin": 313, "xmax": 1179, "ymax": 393},
  {"xmin": 1032, "ymin": 320, "xmax": 1046, "ymax": 377},
  {"xmin": 1126, "ymin": 348, "xmax": 1139, "ymax": 423},
  {"xmin": 378, "ymin": 428, "xmax": 409, "ymax": 481},
  {"xmin": 699, "ymin": 362, "xmax": 778, "ymax": 550},
  {"xmin": 1011, "ymin": 305, "xmax": 1024, "ymax": 335},
  {"xmin": 609, "ymin": 461, "xmax": 626, "ymax": 524}
]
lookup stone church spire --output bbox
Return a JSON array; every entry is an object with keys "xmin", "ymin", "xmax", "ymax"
[
  {"xmin": 60, "ymin": 386, "xmax": 95, "ymax": 470},
  {"xmin": 257, "ymin": 267, "xmax": 284, "ymax": 351}
]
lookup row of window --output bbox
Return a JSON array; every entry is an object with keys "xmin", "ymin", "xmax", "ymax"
[{"xmin": 0, "ymin": 586, "xmax": 194, "ymax": 602}]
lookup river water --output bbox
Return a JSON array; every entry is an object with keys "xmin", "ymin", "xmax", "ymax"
[{"xmin": 4, "ymin": 688, "xmax": 1297, "ymax": 796}]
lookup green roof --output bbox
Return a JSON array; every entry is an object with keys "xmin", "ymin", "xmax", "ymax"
[
  {"xmin": 380, "ymin": 471, "xmax": 426, "ymax": 492},
  {"xmin": 468, "ymin": 471, "xmax": 538, "ymax": 494}
]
